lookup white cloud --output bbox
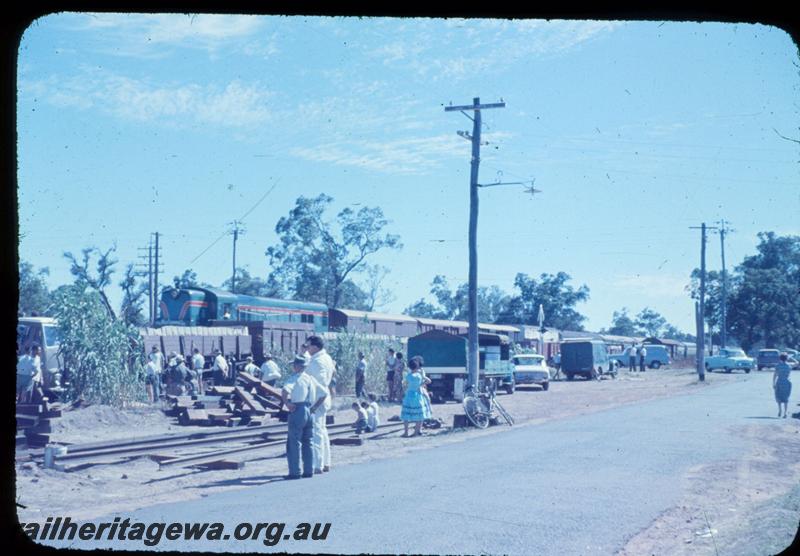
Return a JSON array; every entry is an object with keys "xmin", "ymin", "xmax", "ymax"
[{"xmin": 20, "ymin": 70, "xmax": 273, "ymax": 129}]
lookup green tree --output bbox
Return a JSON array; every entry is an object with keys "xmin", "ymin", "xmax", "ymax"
[
  {"xmin": 728, "ymin": 232, "xmax": 800, "ymax": 350},
  {"xmin": 52, "ymin": 285, "xmax": 145, "ymax": 406},
  {"xmin": 64, "ymin": 246, "xmax": 118, "ymax": 319},
  {"xmin": 634, "ymin": 307, "xmax": 668, "ymax": 337},
  {"xmin": 604, "ymin": 308, "xmax": 637, "ymax": 336},
  {"xmin": 403, "ymin": 275, "xmax": 511, "ymax": 322},
  {"xmin": 173, "ymin": 269, "xmax": 200, "ymax": 289},
  {"xmin": 18, "ymin": 260, "xmax": 52, "ymax": 316},
  {"xmin": 221, "ymin": 268, "xmax": 280, "ymax": 297},
  {"xmin": 501, "ymin": 272, "xmax": 590, "ymax": 330},
  {"xmin": 119, "ymin": 264, "xmax": 148, "ymax": 327},
  {"xmin": 265, "ymin": 194, "xmax": 401, "ymax": 308}
]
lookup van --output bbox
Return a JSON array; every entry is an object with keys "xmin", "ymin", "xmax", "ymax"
[{"xmin": 560, "ymin": 339, "xmax": 609, "ymax": 381}]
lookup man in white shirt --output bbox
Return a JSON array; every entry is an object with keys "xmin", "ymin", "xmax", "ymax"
[
  {"xmin": 367, "ymin": 393, "xmax": 380, "ymax": 432},
  {"xmin": 639, "ymin": 345, "xmax": 648, "ymax": 373},
  {"xmin": 260, "ymin": 352, "xmax": 282, "ymax": 386},
  {"xmin": 16, "ymin": 345, "xmax": 42, "ymax": 403},
  {"xmin": 243, "ymin": 356, "xmax": 260, "ymax": 377},
  {"xmin": 144, "ymin": 359, "xmax": 161, "ymax": 403},
  {"xmin": 281, "ymin": 355, "xmax": 327, "ymax": 479},
  {"xmin": 305, "ymin": 335, "xmax": 335, "ymax": 473},
  {"xmin": 191, "ymin": 348, "xmax": 205, "ymax": 394},
  {"xmin": 212, "ymin": 349, "xmax": 229, "ymax": 385},
  {"xmin": 627, "ymin": 345, "xmax": 637, "ymax": 372}
]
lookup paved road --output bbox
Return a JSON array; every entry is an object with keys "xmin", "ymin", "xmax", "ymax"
[{"xmin": 39, "ymin": 372, "xmax": 792, "ymax": 554}]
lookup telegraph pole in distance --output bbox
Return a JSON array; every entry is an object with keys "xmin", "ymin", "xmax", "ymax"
[
  {"xmin": 229, "ymin": 220, "xmax": 246, "ymax": 294},
  {"xmin": 445, "ymin": 97, "xmax": 505, "ymax": 390},
  {"xmin": 716, "ymin": 219, "xmax": 733, "ymax": 349},
  {"xmin": 154, "ymin": 232, "xmax": 162, "ymax": 323}
]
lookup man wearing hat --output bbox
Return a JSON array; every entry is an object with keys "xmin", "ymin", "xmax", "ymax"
[
  {"xmin": 211, "ymin": 348, "xmax": 229, "ymax": 385},
  {"xmin": 260, "ymin": 352, "xmax": 282, "ymax": 386},
  {"xmin": 243, "ymin": 356, "xmax": 260, "ymax": 377},
  {"xmin": 281, "ymin": 355, "xmax": 327, "ymax": 479}
]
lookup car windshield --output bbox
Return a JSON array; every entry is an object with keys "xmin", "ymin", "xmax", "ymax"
[
  {"xmin": 727, "ymin": 349, "xmax": 746, "ymax": 357},
  {"xmin": 759, "ymin": 350, "xmax": 779, "ymax": 355}
]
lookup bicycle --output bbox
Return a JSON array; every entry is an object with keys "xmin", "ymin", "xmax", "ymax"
[{"xmin": 462, "ymin": 379, "xmax": 515, "ymax": 429}]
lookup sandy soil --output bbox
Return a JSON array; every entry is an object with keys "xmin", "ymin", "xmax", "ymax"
[
  {"xmin": 15, "ymin": 367, "xmax": 761, "ymax": 528},
  {"xmin": 618, "ymin": 420, "xmax": 800, "ymax": 556}
]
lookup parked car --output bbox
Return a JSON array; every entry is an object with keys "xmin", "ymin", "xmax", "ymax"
[
  {"xmin": 512, "ymin": 354, "xmax": 550, "ymax": 391},
  {"xmin": 560, "ymin": 339, "xmax": 610, "ymax": 381},
  {"xmin": 757, "ymin": 349, "xmax": 782, "ymax": 371},
  {"xmin": 608, "ymin": 344, "xmax": 671, "ymax": 370},
  {"xmin": 705, "ymin": 347, "xmax": 754, "ymax": 373}
]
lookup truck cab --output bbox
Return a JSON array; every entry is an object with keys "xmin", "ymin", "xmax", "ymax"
[
  {"xmin": 407, "ymin": 330, "xmax": 515, "ymax": 402},
  {"xmin": 16, "ymin": 317, "xmax": 65, "ymax": 394}
]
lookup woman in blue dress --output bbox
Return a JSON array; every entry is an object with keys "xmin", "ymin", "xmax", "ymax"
[
  {"xmin": 773, "ymin": 353, "xmax": 792, "ymax": 418},
  {"xmin": 401, "ymin": 357, "xmax": 432, "ymax": 437}
]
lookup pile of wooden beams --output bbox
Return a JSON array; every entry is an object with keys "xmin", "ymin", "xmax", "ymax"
[
  {"xmin": 16, "ymin": 399, "xmax": 63, "ymax": 448},
  {"xmin": 165, "ymin": 371, "xmax": 288, "ymax": 427}
]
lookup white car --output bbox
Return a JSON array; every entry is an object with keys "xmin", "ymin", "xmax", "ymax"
[{"xmin": 512, "ymin": 354, "xmax": 550, "ymax": 391}]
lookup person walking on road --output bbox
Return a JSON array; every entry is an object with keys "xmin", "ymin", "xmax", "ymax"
[
  {"xmin": 355, "ymin": 352, "xmax": 367, "ymax": 398},
  {"xmin": 773, "ymin": 353, "xmax": 793, "ymax": 418},
  {"xmin": 260, "ymin": 352, "xmax": 282, "ymax": 387},
  {"xmin": 401, "ymin": 357, "xmax": 432, "ymax": 437},
  {"xmin": 305, "ymin": 335, "xmax": 335, "ymax": 473},
  {"xmin": 639, "ymin": 345, "xmax": 648, "ymax": 373},
  {"xmin": 385, "ymin": 348, "xmax": 396, "ymax": 401},
  {"xmin": 281, "ymin": 355, "xmax": 327, "ymax": 479}
]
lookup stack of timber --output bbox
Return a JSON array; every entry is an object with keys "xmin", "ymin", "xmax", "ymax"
[
  {"xmin": 165, "ymin": 372, "xmax": 287, "ymax": 427},
  {"xmin": 16, "ymin": 399, "xmax": 63, "ymax": 448}
]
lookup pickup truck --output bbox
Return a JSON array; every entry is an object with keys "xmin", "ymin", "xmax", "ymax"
[{"xmin": 705, "ymin": 348, "xmax": 754, "ymax": 373}]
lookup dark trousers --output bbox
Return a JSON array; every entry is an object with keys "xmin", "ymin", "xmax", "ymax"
[
  {"xmin": 639, "ymin": 357, "xmax": 646, "ymax": 372},
  {"xmin": 355, "ymin": 417, "xmax": 368, "ymax": 435},
  {"xmin": 628, "ymin": 357, "xmax": 636, "ymax": 370},
  {"xmin": 355, "ymin": 378, "xmax": 365, "ymax": 398},
  {"xmin": 286, "ymin": 403, "xmax": 314, "ymax": 477}
]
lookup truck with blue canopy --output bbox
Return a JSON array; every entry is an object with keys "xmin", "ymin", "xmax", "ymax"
[{"xmin": 407, "ymin": 329, "xmax": 516, "ymax": 402}]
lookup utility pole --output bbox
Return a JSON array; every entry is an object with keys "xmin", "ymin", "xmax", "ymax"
[
  {"xmin": 229, "ymin": 221, "xmax": 246, "ymax": 294},
  {"xmin": 445, "ymin": 97, "xmax": 506, "ymax": 390},
  {"xmin": 716, "ymin": 219, "xmax": 733, "ymax": 349},
  {"xmin": 690, "ymin": 222, "xmax": 717, "ymax": 380},
  {"xmin": 154, "ymin": 232, "xmax": 160, "ymax": 323}
]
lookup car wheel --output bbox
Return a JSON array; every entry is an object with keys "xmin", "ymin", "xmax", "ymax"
[
  {"xmin": 745, "ymin": 368, "xmax": 751, "ymax": 374},
  {"xmin": 724, "ymin": 367, "xmax": 732, "ymax": 374},
  {"xmin": 542, "ymin": 382, "xmax": 549, "ymax": 391},
  {"xmin": 651, "ymin": 361, "xmax": 661, "ymax": 370},
  {"xmin": 566, "ymin": 373, "xmax": 574, "ymax": 381},
  {"xmin": 757, "ymin": 366, "xmax": 763, "ymax": 371},
  {"xmin": 505, "ymin": 381, "xmax": 515, "ymax": 395}
]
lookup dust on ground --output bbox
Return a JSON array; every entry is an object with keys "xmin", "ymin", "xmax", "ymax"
[
  {"xmin": 16, "ymin": 367, "xmax": 754, "ymax": 525},
  {"xmin": 618, "ymin": 419, "xmax": 800, "ymax": 556}
]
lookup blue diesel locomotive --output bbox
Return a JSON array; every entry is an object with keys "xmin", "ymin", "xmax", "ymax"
[{"xmin": 159, "ymin": 286, "xmax": 329, "ymax": 332}]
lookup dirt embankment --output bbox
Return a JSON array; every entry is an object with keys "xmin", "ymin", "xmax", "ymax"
[{"xmin": 16, "ymin": 368, "xmax": 752, "ymax": 524}]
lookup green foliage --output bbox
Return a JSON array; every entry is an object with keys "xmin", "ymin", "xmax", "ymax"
[
  {"xmin": 265, "ymin": 194, "xmax": 401, "ymax": 309},
  {"xmin": 634, "ymin": 307, "xmax": 668, "ymax": 337},
  {"xmin": 119, "ymin": 264, "xmax": 148, "ymax": 327},
  {"xmin": 221, "ymin": 268, "xmax": 280, "ymax": 297},
  {"xmin": 605, "ymin": 308, "xmax": 637, "ymax": 336},
  {"xmin": 64, "ymin": 246, "xmax": 118, "ymax": 319},
  {"xmin": 321, "ymin": 331, "xmax": 402, "ymax": 396},
  {"xmin": 52, "ymin": 285, "xmax": 146, "ymax": 406},
  {"xmin": 18, "ymin": 260, "xmax": 52, "ymax": 316},
  {"xmin": 403, "ymin": 275, "xmax": 511, "ymax": 322},
  {"xmin": 500, "ymin": 272, "xmax": 590, "ymax": 330}
]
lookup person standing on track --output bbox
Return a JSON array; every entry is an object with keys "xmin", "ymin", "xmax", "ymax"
[{"xmin": 305, "ymin": 335, "xmax": 335, "ymax": 473}]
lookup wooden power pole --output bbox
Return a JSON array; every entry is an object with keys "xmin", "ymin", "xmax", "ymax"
[{"xmin": 445, "ymin": 97, "xmax": 505, "ymax": 390}]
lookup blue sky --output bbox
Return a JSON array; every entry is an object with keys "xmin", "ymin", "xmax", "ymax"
[{"xmin": 16, "ymin": 14, "xmax": 800, "ymax": 332}]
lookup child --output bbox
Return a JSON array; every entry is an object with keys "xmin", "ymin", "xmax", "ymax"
[
  {"xmin": 366, "ymin": 393, "xmax": 380, "ymax": 432},
  {"xmin": 351, "ymin": 402, "xmax": 368, "ymax": 435}
]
